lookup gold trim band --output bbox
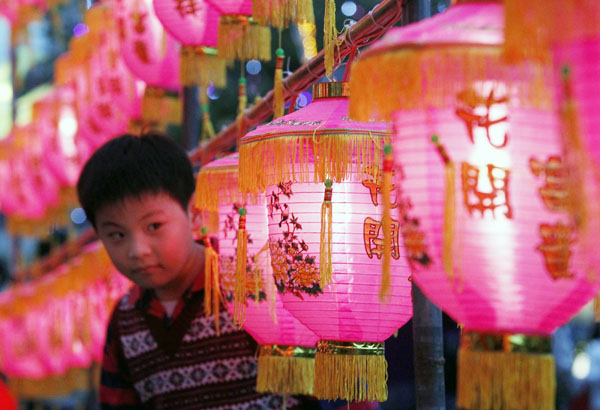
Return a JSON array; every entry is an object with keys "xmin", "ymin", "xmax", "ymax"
[
  {"xmin": 313, "ymin": 82, "xmax": 350, "ymax": 100},
  {"xmin": 258, "ymin": 344, "xmax": 317, "ymax": 358},
  {"xmin": 460, "ymin": 332, "xmax": 552, "ymax": 354},
  {"xmin": 317, "ymin": 340, "xmax": 385, "ymax": 356}
]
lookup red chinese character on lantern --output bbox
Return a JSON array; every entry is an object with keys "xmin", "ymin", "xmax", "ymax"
[
  {"xmin": 456, "ymin": 87, "xmax": 509, "ymax": 148},
  {"xmin": 108, "ymin": 77, "xmax": 122, "ymax": 95},
  {"xmin": 461, "ymin": 162, "xmax": 513, "ymax": 218},
  {"xmin": 363, "ymin": 217, "xmax": 400, "ymax": 260},
  {"xmin": 97, "ymin": 103, "xmax": 112, "ymax": 119},
  {"xmin": 537, "ymin": 222, "xmax": 575, "ymax": 280},
  {"xmin": 361, "ymin": 165, "xmax": 399, "ymax": 207},
  {"xmin": 174, "ymin": 0, "xmax": 202, "ymax": 18},
  {"xmin": 134, "ymin": 40, "xmax": 151, "ymax": 63},
  {"xmin": 530, "ymin": 156, "xmax": 569, "ymax": 212},
  {"xmin": 131, "ymin": 11, "xmax": 147, "ymax": 34}
]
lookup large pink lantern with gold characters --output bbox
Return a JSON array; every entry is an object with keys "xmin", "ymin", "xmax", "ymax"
[{"xmin": 349, "ymin": 2, "xmax": 600, "ymax": 410}]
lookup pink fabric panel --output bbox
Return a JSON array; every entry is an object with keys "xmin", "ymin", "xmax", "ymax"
[
  {"xmin": 393, "ymin": 99, "xmax": 600, "ymax": 336},
  {"xmin": 153, "ymin": 0, "xmax": 220, "ymax": 47}
]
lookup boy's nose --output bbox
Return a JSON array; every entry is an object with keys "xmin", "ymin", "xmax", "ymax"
[{"xmin": 127, "ymin": 235, "xmax": 151, "ymax": 259}]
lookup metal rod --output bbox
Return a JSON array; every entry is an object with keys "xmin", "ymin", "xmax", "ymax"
[{"xmin": 188, "ymin": 0, "xmax": 404, "ymax": 166}]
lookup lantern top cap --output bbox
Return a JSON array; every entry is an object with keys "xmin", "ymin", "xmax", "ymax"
[{"xmin": 313, "ymin": 82, "xmax": 350, "ymax": 100}]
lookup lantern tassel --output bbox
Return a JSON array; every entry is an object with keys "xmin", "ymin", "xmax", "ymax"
[
  {"xmin": 233, "ymin": 208, "xmax": 248, "ymax": 326},
  {"xmin": 323, "ymin": 0, "xmax": 337, "ymax": 78},
  {"xmin": 237, "ymin": 78, "xmax": 248, "ymax": 146},
  {"xmin": 320, "ymin": 180, "xmax": 333, "ymax": 288},
  {"xmin": 256, "ymin": 345, "xmax": 316, "ymax": 395},
  {"xmin": 457, "ymin": 334, "xmax": 555, "ymax": 410},
  {"xmin": 273, "ymin": 48, "xmax": 285, "ymax": 119},
  {"xmin": 218, "ymin": 16, "xmax": 272, "ymax": 62},
  {"xmin": 200, "ymin": 91, "xmax": 216, "ymax": 141},
  {"xmin": 432, "ymin": 135, "xmax": 455, "ymax": 284},
  {"xmin": 202, "ymin": 230, "xmax": 221, "ymax": 336},
  {"xmin": 380, "ymin": 144, "xmax": 393, "ymax": 302},
  {"xmin": 180, "ymin": 46, "xmax": 227, "ymax": 88},
  {"xmin": 313, "ymin": 341, "xmax": 387, "ymax": 402}
]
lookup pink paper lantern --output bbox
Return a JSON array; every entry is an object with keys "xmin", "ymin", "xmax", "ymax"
[
  {"xmin": 195, "ymin": 153, "xmax": 320, "ymax": 396},
  {"xmin": 114, "ymin": 0, "xmax": 180, "ymax": 91},
  {"xmin": 240, "ymin": 82, "xmax": 413, "ymax": 402},
  {"xmin": 349, "ymin": 2, "xmax": 600, "ymax": 409}
]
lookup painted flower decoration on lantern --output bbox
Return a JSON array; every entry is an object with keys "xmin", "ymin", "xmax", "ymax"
[{"xmin": 349, "ymin": 2, "xmax": 600, "ymax": 409}]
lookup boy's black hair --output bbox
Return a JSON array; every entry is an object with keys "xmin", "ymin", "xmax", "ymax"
[{"xmin": 77, "ymin": 133, "xmax": 195, "ymax": 228}]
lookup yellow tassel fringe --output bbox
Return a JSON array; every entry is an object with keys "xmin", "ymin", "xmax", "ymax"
[
  {"xmin": 273, "ymin": 48, "xmax": 285, "ymax": 119},
  {"xmin": 380, "ymin": 145, "xmax": 393, "ymax": 301},
  {"xmin": 256, "ymin": 354, "xmax": 315, "ymax": 395},
  {"xmin": 313, "ymin": 350, "xmax": 388, "ymax": 402},
  {"xmin": 504, "ymin": 0, "xmax": 600, "ymax": 63},
  {"xmin": 323, "ymin": 0, "xmax": 337, "ymax": 78},
  {"xmin": 238, "ymin": 132, "xmax": 391, "ymax": 193},
  {"xmin": 252, "ymin": 0, "xmax": 314, "ymax": 28},
  {"xmin": 320, "ymin": 180, "xmax": 333, "ymax": 288},
  {"xmin": 195, "ymin": 165, "xmax": 258, "ymax": 212},
  {"xmin": 199, "ymin": 91, "xmax": 216, "ymax": 141},
  {"xmin": 9, "ymin": 364, "xmax": 100, "ymax": 399},
  {"xmin": 180, "ymin": 46, "xmax": 227, "ymax": 88},
  {"xmin": 218, "ymin": 16, "xmax": 272, "ymax": 62},
  {"xmin": 457, "ymin": 348, "xmax": 555, "ymax": 410},
  {"xmin": 233, "ymin": 209, "xmax": 248, "ymax": 327},
  {"xmin": 203, "ymin": 237, "xmax": 221, "ymax": 336},
  {"xmin": 348, "ymin": 46, "xmax": 551, "ymax": 122}
]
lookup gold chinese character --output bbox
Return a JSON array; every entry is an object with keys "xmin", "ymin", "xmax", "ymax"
[
  {"xmin": 174, "ymin": 0, "xmax": 202, "ymax": 17},
  {"xmin": 462, "ymin": 162, "xmax": 512, "ymax": 218},
  {"xmin": 537, "ymin": 222, "xmax": 574, "ymax": 280},
  {"xmin": 363, "ymin": 216, "xmax": 400, "ymax": 260},
  {"xmin": 456, "ymin": 88, "xmax": 509, "ymax": 148},
  {"xmin": 530, "ymin": 156, "xmax": 569, "ymax": 212},
  {"xmin": 361, "ymin": 165, "xmax": 399, "ymax": 207}
]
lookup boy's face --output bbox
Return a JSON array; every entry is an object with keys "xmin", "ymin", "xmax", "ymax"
[{"xmin": 95, "ymin": 192, "xmax": 200, "ymax": 300}]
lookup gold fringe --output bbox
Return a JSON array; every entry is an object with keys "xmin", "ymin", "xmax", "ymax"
[
  {"xmin": 443, "ymin": 162, "xmax": 456, "ymax": 284},
  {"xmin": 199, "ymin": 91, "xmax": 216, "ymax": 141},
  {"xmin": 252, "ymin": 0, "xmax": 315, "ymax": 28},
  {"xmin": 238, "ymin": 132, "xmax": 390, "ymax": 193},
  {"xmin": 256, "ymin": 354, "xmax": 315, "ymax": 395},
  {"xmin": 504, "ymin": 0, "xmax": 600, "ymax": 63},
  {"xmin": 203, "ymin": 237, "xmax": 221, "ymax": 336},
  {"xmin": 323, "ymin": 0, "xmax": 337, "ymax": 78},
  {"xmin": 273, "ymin": 48, "xmax": 285, "ymax": 119},
  {"xmin": 319, "ymin": 180, "xmax": 333, "ymax": 288},
  {"xmin": 218, "ymin": 16, "xmax": 272, "ymax": 62},
  {"xmin": 313, "ymin": 349, "xmax": 388, "ymax": 402},
  {"xmin": 180, "ymin": 46, "xmax": 227, "ymax": 88},
  {"xmin": 141, "ymin": 87, "xmax": 181, "ymax": 125},
  {"xmin": 195, "ymin": 166, "xmax": 259, "ymax": 212},
  {"xmin": 234, "ymin": 209, "xmax": 248, "ymax": 326},
  {"xmin": 457, "ymin": 348, "xmax": 555, "ymax": 410},
  {"xmin": 348, "ymin": 46, "xmax": 551, "ymax": 122},
  {"xmin": 380, "ymin": 145, "xmax": 393, "ymax": 301}
]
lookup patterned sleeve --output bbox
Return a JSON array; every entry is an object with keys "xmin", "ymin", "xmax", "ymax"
[{"xmin": 98, "ymin": 307, "xmax": 142, "ymax": 409}]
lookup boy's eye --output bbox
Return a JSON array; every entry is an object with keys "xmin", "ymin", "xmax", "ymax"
[
  {"xmin": 107, "ymin": 231, "xmax": 124, "ymax": 240},
  {"xmin": 148, "ymin": 222, "xmax": 162, "ymax": 232}
]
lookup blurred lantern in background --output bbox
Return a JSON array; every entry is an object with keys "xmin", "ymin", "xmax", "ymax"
[
  {"xmin": 349, "ymin": 2, "xmax": 600, "ymax": 409},
  {"xmin": 195, "ymin": 153, "xmax": 320, "ymax": 397},
  {"xmin": 239, "ymin": 82, "xmax": 413, "ymax": 402},
  {"xmin": 113, "ymin": 0, "xmax": 182, "ymax": 130}
]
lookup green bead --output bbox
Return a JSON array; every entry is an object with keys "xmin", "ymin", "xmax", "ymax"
[
  {"xmin": 201, "ymin": 227, "xmax": 207, "ymax": 235},
  {"xmin": 325, "ymin": 179, "xmax": 333, "ymax": 188},
  {"xmin": 561, "ymin": 65, "xmax": 571, "ymax": 78},
  {"xmin": 239, "ymin": 77, "xmax": 247, "ymax": 85},
  {"xmin": 238, "ymin": 207, "xmax": 247, "ymax": 216},
  {"xmin": 201, "ymin": 104, "xmax": 209, "ymax": 113},
  {"xmin": 276, "ymin": 48, "xmax": 285, "ymax": 57},
  {"xmin": 431, "ymin": 134, "xmax": 439, "ymax": 143},
  {"xmin": 384, "ymin": 144, "xmax": 392, "ymax": 155}
]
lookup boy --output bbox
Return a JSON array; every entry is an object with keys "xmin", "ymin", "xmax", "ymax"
[{"xmin": 77, "ymin": 133, "xmax": 316, "ymax": 409}]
